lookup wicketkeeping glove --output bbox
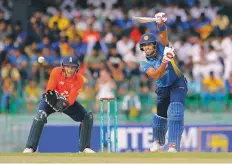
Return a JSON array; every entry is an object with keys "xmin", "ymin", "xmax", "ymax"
[{"xmin": 44, "ymin": 90, "xmax": 70, "ymax": 112}]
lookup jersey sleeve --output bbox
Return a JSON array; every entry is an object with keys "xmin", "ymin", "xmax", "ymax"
[
  {"xmin": 46, "ymin": 68, "xmax": 59, "ymax": 92},
  {"xmin": 140, "ymin": 61, "xmax": 152, "ymax": 73},
  {"xmin": 67, "ymin": 75, "xmax": 84, "ymax": 105},
  {"xmin": 157, "ymin": 42, "xmax": 165, "ymax": 57}
]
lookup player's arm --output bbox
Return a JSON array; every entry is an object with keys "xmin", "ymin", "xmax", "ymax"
[
  {"xmin": 146, "ymin": 63, "xmax": 168, "ymax": 79},
  {"xmin": 155, "ymin": 12, "xmax": 169, "ymax": 46},
  {"xmin": 157, "ymin": 22, "xmax": 169, "ymax": 46},
  {"xmin": 141, "ymin": 46, "xmax": 175, "ymax": 79},
  {"xmin": 68, "ymin": 75, "xmax": 84, "ymax": 105},
  {"xmin": 46, "ymin": 68, "xmax": 58, "ymax": 92}
]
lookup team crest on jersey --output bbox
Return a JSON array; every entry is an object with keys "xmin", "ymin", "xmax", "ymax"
[
  {"xmin": 144, "ymin": 35, "xmax": 149, "ymax": 40},
  {"xmin": 59, "ymin": 81, "xmax": 65, "ymax": 85},
  {"xmin": 61, "ymin": 91, "xmax": 69, "ymax": 98},
  {"xmin": 69, "ymin": 57, "xmax": 72, "ymax": 62}
]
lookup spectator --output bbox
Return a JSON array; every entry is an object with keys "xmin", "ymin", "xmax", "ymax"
[
  {"xmin": 82, "ymin": 23, "xmax": 100, "ymax": 44},
  {"xmin": 49, "ymin": 22, "xmax": 60, "ymax": 42},
  {"xmin": 78, "ymin": 81, "xmax": 95, "ymax": 112},
  {"xmin": 7, "ymin": 48, "xmax": 28, "ymax": 83},
  {"xmin": 48, "ymin": 9, "xmax": 70, "ymax": 31},
  {"xmin": 12, "ymin": 21, "xmax": 27, "ymax": 48},
  {"xmin": 0, "ymin": 10, "xmax": 5, "ymax": 22},
  {"xmin": 201, "ymin": 71, "xmax": 224, "ymax": 111},
  {"xmin": 1, "ymin": 63, "xmax": 20, "ymax": 82},
  {"xmin": 195, "ymin": 13, "xmax": 213, "ymax": 39},
  {"xmin": 61, "ymin": 4, "xmax": 77, "ymax": 20},
  {"xmin": 1, "ymin": 76, "xmax": 15, "ymax": 113},
  {"xmin": 70, "ymin": 34, "xmax": 87, "ymax": 62},
  {"xmin": 24, "ymin": 79, "xmax": 40, "ymax": 112},
  {"xmin": 84, "ymin": 45, "xmax": 106, "ymax": 79},
  {"xmin": 204, "ymin": 45, "xmax": 223, "ymax": 78},
  {"xmin": 113, "ymin": 12, "xmax": 134, "ymax": 30},
  {"xmin": 121, "ymin": 90, "xmax": 141, "ymax": 120},
  {"xmin": 219, "ymin": 32, "xmax": 232, "ymax": 79},
  {"xmin": 37, "ymin": 36, "xmax": 52, "ymax": 50},
  {"xmin": 139, "ymin": 74, "xmax": 151, "ymax": 99},
  {"xmin": 96, "ymin": 69, "xmax": 116, "ymax": 99},
  {"xmin": 0, "ymin": 21, "xmax": 11, "ymax": 40},
  {"xmin": 95, "ymin": 69, "xmax": 116, "ymax": 112},
  {"xmin": 211, "ymin": 10, "xmax": 230, "ymax": 36},
  {"xmin": 101, "ymin": 19, "xmax": 114, "ymax": 46},
  {"xmin": 116, "ymin": 35, "xmax": 134, "ymax": 59},
  {"xmin": 225, "ymin": 72, "xmax": 232, "ymax": 109},
  {"xmin": 52, "ymin": 31, "xmax": 72, "ymax": 56},
  {"xmin": 187, "ymin": 72, "xmax": 201, "ymax": 99},
  {"xmin": 106, "ymin": 44, "xmax": 124, "ymax": 87},
  {"xmin": 66, "ymin": 21, "xmax": 79, "ymax": 42}
]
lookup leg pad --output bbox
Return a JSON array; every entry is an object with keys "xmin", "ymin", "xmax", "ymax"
[
  {"xmin": 26, "ymin": 110, "xmax": 47, "ymax": 151},
  {"xmin": 167, "ymin": 102, "xmax": 184, "ymax": 151},
  {"xmin": 152, "ymin": 114, "xmax": 167, "ymax": 146},
  {"xmin": 79, "ymin": 112, "xmax": 93, "ymax": 151}
]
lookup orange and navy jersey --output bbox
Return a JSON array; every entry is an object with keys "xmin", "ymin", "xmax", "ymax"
[{"xmin": 46, "ymin": 67, "xmax": 84, "ymax": 105}]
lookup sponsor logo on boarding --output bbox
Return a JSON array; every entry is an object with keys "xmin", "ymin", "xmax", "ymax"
[
  {"xmin": 198, "ymin": 127, "xmax": 232, "ymax": 152},
  {"xmin": 206, "ymin": 134, "xmax": 229, "ymax": 152}
]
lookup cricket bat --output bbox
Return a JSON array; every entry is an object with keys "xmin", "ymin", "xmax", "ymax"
[{"xmin": 132, "ymin": 16, "xmax": 158, "ymax": 23}]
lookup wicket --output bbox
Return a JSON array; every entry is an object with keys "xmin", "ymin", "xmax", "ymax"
[{"xmin": 100, "ymin": 98, "xmax": 118, "ymax": 153}]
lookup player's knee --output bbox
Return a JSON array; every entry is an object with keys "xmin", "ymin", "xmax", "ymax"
[
  {"xmin": 35, "ymin": 110, "xmax": 47, "ymax": 123},
  {"xmin": 152, "ymin": 114, "xmax": 167, "ymax": 128},
  {"xmin": 157, "ymin": 104, "xmax": 168, "ymax": 118},
  {"xmin": 83, "ymin": 112, "xmax": 93, "ymax": 122},
  {"xmin": 167, "ymin": 102, "xmax": 184, "ymax": 121}
]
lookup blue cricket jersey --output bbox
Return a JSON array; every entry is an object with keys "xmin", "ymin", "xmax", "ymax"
[{"xmin": 140, "ymin": 42, "xmax": 183, "ymax": 87}]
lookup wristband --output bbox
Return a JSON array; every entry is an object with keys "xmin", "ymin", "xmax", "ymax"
[{"xmin": 157, "ymin": 23, "xmax": 167, "ymax": 32}]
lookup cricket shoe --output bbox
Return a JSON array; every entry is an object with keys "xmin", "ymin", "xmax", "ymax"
[
  {"xmin": 168, "ymin": 143, "xmax": 177, "ymax": 152},
  {"xmin": 23, "ymin": 148, "xmax": 34, "ymax": 153},
  {"xmin": 150, "ymin": 141, "xmax": 160, "ymax": 152},
  {"xmin": 167, "ymin": 147, "xmax": 177, "ymax": 153},
  {"xmin": 83, "ymin": 148, "xmax": 96, "ymax": 153}
]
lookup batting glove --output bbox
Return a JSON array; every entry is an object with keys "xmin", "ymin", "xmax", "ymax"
[
  {"xmin": 154, "ymin": 12, "xmax": 168, "ymax": 24},
  {"xmin": 162, "ymin": 46, "xmax": 175, "ymax": 64}
]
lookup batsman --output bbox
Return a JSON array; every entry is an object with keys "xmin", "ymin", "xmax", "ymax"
[
  {"xmin": 23, "ymin": 55, "xmax": 95, "ymax": 153},
  {"xmin": 138, "ymin": 12, "xmax": 188, "ymax": 152}
]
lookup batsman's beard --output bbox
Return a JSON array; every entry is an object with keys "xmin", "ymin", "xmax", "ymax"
[{"xmin": 143, "ymin": 50, "xmax": 156, "ymax": 57}]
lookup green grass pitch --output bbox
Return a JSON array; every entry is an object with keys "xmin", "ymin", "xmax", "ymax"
[{"xmin": 0, "ymin": 152, "xmax": 231, "ymax": 163}]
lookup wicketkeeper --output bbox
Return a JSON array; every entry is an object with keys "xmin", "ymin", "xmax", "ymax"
[
  {"xmin": 139, "ymin": 12, "xmax": 188, "ymax": 152},
  {"xmin": 23, "ymin": 55, "xmax": 95, "ymax": 153}
]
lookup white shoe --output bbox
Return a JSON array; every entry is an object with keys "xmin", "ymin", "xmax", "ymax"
[
  {"xmin": 150, "ymin": 141, "xmax": 160, "ymax": 152},
  {"xmin": 168, "ymin": 147, "xmax": 177, "ymax": 153},
  {"xmin": 23, "ymin": 148, "xmax": 34, "ymax": 153},
  {"xmin": 83, "ymin": 148, "xmax": 96, "ymax": 153}
]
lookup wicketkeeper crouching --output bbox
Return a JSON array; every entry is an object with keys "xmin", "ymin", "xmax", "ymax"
[{"xmin": 23, "ymin": 55, "xmax": 95, "ymax": 153}]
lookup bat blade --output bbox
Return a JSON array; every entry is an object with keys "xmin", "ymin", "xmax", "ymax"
[{"xmin": 132, "ymin": 16, "xmax": 157, "ymax": 23}]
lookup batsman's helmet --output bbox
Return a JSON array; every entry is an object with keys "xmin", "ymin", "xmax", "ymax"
[
  {"xmin": 62, "ymin": 55, "xmax": 79, "ymax": 68},
  {"xmin": 139, "ymin": 33, "xmax": 158, "ymax": 51}
]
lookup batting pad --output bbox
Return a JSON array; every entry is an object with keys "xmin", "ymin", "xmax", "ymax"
[
  {"xmin": 152, "ymin": 114, "xmax": 167, "ymax": 146},
  {"xmin": 79, "ymin": 112, "xmax": 93, "ymax": 151},
  {"xmin": 167, "ymin": 102, "xmax": 184, "ymax": 151},
  {"xmin": 26, "ymin": 110, "xmax": 47, "ymax": 151}
]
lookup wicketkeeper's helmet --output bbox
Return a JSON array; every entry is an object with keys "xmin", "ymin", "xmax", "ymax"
[
  {"xmin": 61, "ymin": 55, "xmax": 80, "ymax": 73},
  {"xmin": 62, "ymin": 55, "xmax": 79, "ymax": 67}
]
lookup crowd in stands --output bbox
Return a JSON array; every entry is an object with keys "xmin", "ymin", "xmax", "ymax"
[{"xmin": 1, "ymin": 0, "xmax": 232, "ymax": 119}]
